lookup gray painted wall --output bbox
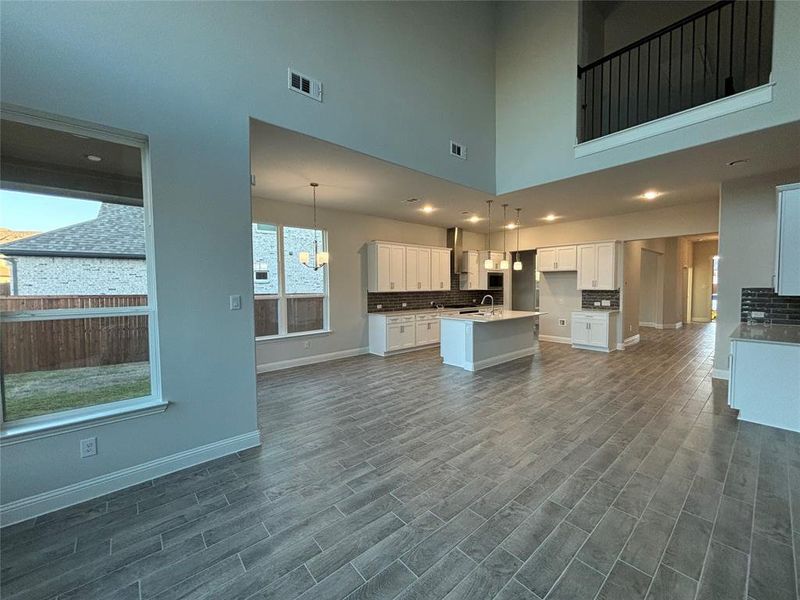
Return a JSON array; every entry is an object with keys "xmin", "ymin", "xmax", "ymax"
[
  {"xmin": 496, "ymin": 0, "xmax": 800, "ymax": 194},
  {"xmin": 0, "ymin": 1, "xmax": 496, "ymax": 505}
]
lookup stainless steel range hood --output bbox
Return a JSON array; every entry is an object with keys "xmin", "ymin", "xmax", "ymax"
[{"xmin": 447, "ymin": 227, "xmax": 464, "ymax": 273}]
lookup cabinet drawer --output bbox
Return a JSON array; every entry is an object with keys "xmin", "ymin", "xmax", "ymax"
[{"xmin": 387, "ymin": 315, "xmax": 416, "ymax": 324}]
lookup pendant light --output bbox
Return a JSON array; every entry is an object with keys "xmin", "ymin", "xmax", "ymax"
[
  {"xmin": 484, "ymin": 200, "xmax": 494, "ymax": 269},
  {"xmin": 500, "ymin": 204, "xmax": 510, "ymax": 270},
  {"xmin": 299, "ymin": 182, "xmax": 328, "ymax": 270},
  {"xmin": 513, "ymin": 208, "xmax": 523, "ymax": 271}
]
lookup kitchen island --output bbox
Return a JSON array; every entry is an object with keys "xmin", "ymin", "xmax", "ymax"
[{"xmin": 439, "ymin": 310, "xmax": 544, "ymax": 371}]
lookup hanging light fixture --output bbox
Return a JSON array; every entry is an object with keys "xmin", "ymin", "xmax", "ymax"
[
  {"xmin": 500, "ymin": 204, "xmax": 510, "ymax": 270},
  {"xmin": 513, "ymin": 208, "xmax": 523, "ymax": 271},
  {"xmin": 299, "ymin": 182, "xmax": 328, "ymax": 270},
  {"xmin": 484, "ymin": 200, "xmax": 494, "ymax": 269}
]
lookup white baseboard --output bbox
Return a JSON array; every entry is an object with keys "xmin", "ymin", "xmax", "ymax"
[
  {"xmin": 0, "ymin": 430, "xmax": 261, "ymax": 527},
  {"xmin": 538, "ymin": 334, "xmax": 571, "ymax": 344},
  {"xmin": 617, "ymin": 334, "xmax": 641, "ymax": 350},
  {"xmin": 639, "ymin": 321, "xmax": 657, "ymax": 328},
  {"xmin": 640, "ymin": 322, "xmax": 683, "ymax": 330},
  {"xmin": 692, "ymin": 318, "xmax": 712, "ymax": 323},
  {"xmin": 257, "ymin": 347, "xmax": 368, "ymax": 373},
  {"xmin": 712, "ymin": 368, "xmax": 730, "ymax": 380},
  {"xmin": 465, "ymin": 347, "xmax": 535, "ymax": 371}
]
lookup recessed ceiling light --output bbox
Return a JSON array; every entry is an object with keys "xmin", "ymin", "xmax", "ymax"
[
  {"xmin": 506, "ymin": 223, "xmax": 517, "ymax": 229},
  {"xmin": 542, "ymin": 214, "xmax": 559, "ymax": 222},
  {"xmin": 420, "ymin": 205, "xmax": 434, "ymax": 213},
  {"xmin": 85, "ymin": 154, "xmax": 102, "ymax": 162},
  {"xmin": 469, "ymin": 215, "xmax": 481, "ymax": 223},
  {"xmin": 727, "ymin": 159, "xmax": 749, "ymax": 167},
  {"xmin": 641, "ymin": 190, "xmax": 659, "ymax": 200}
]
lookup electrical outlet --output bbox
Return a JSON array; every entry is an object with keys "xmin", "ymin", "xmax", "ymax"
[
  {"xmin": 751, "ymin": 311, "xmax": 765, "ymax": 318},
  {"xmin": 304, "ymin": 340, "xmax": 311, "ymax": 349},
  {"xmin": 594, "ymin": 301, "xmax": 601, "ymax": 306},
  {"xmin": 376, "ymin": 304, "xmax": 382, "ymax": 310},
  {"xmin": 402, "ymin": 302, "xmax": 407, "ymax": 308},
  {"xmin": 80, "ymin": 437, "xmax": 97, "ymax": 458},
  {"xmin": 229, "ymin": 294, "xmax": 242, "ymax": 310},
  {"xmin": 601, "ymin": 300, "xmax": 611, "ymax": 307},
  {"xmin": 559, "ymin": 318, "xmax": 567, "ymax": 326}
]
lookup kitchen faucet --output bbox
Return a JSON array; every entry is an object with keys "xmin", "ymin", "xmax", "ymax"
[{"xmin": 480, "ymin": 294, "xmax": 495, "ymax": 315}]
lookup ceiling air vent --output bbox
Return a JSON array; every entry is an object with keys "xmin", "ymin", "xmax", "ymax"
[
  {"xmin": 450, "ymin": 140, "xmax": 466, "ymax": 160},
  {"xmin": 288, "ymin": 68, "xmax": 322, "ymax": 102}
]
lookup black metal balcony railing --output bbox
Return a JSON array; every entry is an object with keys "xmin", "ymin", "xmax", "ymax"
[{"xmin": 578, "ymin": 0, "xmax": 774, "ymax": 143}]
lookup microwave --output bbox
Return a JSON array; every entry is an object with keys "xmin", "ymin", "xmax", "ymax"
[{"xmin": 487, "ymin": 272, "xmax": 504, "ymax": 289}]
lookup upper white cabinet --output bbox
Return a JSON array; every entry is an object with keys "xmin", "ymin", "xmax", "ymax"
[
  {"xmin": 459, "ymin": 250, "xmax": 480, "ymax": 290},
  {"xmin": 431, "ymin": 249, "xmax": 451, "ymax": 291},
  {"xmin": 775, "ymin": 184, "xmax": 800, "ymax": 296},
  {"xmin": 537, "ymin": 246, "xmax": 577, "ymax": 272},
  {"xmin": 577, "ymin": 242, "xmax": 617, "ymax": 290},
  {"xmin": 368, "ymin": 242, "xmax": 450, "ymax": 293}
]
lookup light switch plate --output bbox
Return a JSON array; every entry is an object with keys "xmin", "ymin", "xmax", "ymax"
[
  {"xmin": 80, "ymin": 437, "xmax": 97, "ymax": 458},
  {"xmin": 594, "ymin": 301, "xmax": 601, "ymax": 306},
  {"xmin": 376, "ymin": 304, "xmax": 382, "ymax": 310},
  {"xmin": 559, "ymin": 318, "xmax": 567, "ymax": 326},
  {"xmin": 601, "ymin": 300, "xmax": 611, "ymax": 306},
  {"xmin": 229, "ymin": 295, "xmax": 242, "ymax": 310},
  {"xmin": 751, "ymin": 311, "xmax": 765, "ymax": 318},
  {"xmin": 402, "ymin": 303, "xmax": 407, "ymax": 308}
]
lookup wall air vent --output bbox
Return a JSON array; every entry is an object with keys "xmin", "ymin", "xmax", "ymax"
[
  {"xmin": 288, "ymin": 68, "xmax": 322, "ymax": 102},
  {"xmin": 450, "ymin": 140, "xmax": 466, "ymax": 160}
]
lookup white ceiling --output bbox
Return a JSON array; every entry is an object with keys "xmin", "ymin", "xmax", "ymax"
[{"xmin": 250, "ymin": 119, "xmax": 800, "ymax": 232}]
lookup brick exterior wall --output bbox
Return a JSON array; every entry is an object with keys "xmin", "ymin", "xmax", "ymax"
[
  {"xmin": 252, "ymin": 225, "xmax": 324, "ymax": 295},
  {"xmin": 581, "ymin": 289, "xmax": 620, "ymax": 309},
  {"xmin": 368, "ymin": 274, "xmax": 503, "ymax": 312},
  {"xmin": 740, "ymin": 287, "xmax": 800, "ymax": 324},
  {"xmin": 12, "ymin": 256, "xmax": 147, "ymax": 295}
]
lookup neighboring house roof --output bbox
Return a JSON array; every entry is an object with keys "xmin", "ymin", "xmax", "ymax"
[
  {"xmin": 0, "ymin": 228, "xmax": 40, "ymax": 244},
  {"xmin": 0, "ymin": 203, "xmax": 145, "ymax": 258}
]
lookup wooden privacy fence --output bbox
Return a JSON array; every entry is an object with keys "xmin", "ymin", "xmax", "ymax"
[{"xmin": 0, "ymin": 295, "xmax": 148, "ymax": 374}]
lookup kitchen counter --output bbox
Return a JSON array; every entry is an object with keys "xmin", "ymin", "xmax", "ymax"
[
  {"xmin": 730, "ymin": 323, "xmax": 800, "ymax": 346},
  {"xmin": 370, "ymin": 307, "xmax": 474, "ymax": 317},
  {"xmin": 440, "ymin": 310, "xmax": 545, "ymax": 323},
  {"xmin": 439, "ymin": 310, "xmax": 543, "ymax": 371},
  {"xmin": 575, "ymin": 308, "xmax": 620, "ymax": 313}
]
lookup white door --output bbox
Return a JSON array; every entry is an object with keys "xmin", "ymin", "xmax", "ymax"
[
  {"xmin": 571, "ymin": 318, "xmax": 589, "ymax": 345},
  {"xmin": 405, "ymin": 247, "xmax": 419, "ymax": 291},
  {"xmin": 418, "ymin": 247, "xmax": 432, "ymax": 291},
  {"xmin": 376, "ymin": 244, "xmax": 392, "ymax": 292},
  {"xmin": 389, "ymin": 245, "xmax": 406, "ymax": 291},
  {"xmin": 387, "ymin": 324, "xmax": 404, "ymax": 350},
  {"xmin": 595, "ymin": 243, "xmax": 615, "ymax": 289},
  {"xmin": 587, "ymin": 319, "xmax": 608, "ymax": 347},
  {"xmin": 416, "ymin": 322, "xmax": 429, "ymax": 345},
  {"xmin": 576, "ymin": 244, "xmax": 597, "ymax": 289},
  {"xmin": 556, "ymin": 246, "xmax": 577, "ymax": 271},
  {"xmin": 537, "ymin": 248, "xmax": 557, "ymax": 272},
  {"xmin": 399, "ymin": 323, "xmax": 415, "ymax": 348},
  {"xmin": 437, "ymin": 250, "xmax": 451, "ymax": 290},
  {"xmin": 431, "ymin": 250, "xmax": 442, "ymax": 291}
]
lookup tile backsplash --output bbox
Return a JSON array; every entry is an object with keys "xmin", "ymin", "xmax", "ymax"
[
  {"xmin": 367, "ymin": 274, "xmax": 502, "ymax": 312},
  {"xmin": 740, "ymin": 287, "xmax": 800, "ymax": 324},
  {"xmin": 581, "ymin": 289, "xmax": 620, "ymax": 310}
]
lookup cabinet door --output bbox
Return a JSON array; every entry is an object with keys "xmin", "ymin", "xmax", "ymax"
[
  {"xmin": 537, "ymin": 248, "xmax": 557, "ymax": 272},
  {"xmin": 389, "ymin": 245, "xmax": 406, "ymax": 291},
  {"xmin": 429, "ymin": 319, "xmax": 440, "ymax": 342},
  {"xmin": 430, "ymin": 250, "xmax": 441, "ymax": 291},
  {"xmin": 376, "ymin": 244, "xmax": 392, "ymax": 292},
  {"xmin": 576, "ymin": 244, "xmax": 597, "ymax": 289},
  {"xmin": 777, "ymin": 187, "xmax": 800, "ymax": 295},
  {"xmin": 438, "ymin": 250, "xmax": 451, "ymax": 290},
  {"xmin": 399, "ymin": 323, "xmax": 416, "ymax": 348},
  {"xmin": 405, "ymin": 247, "xmax": 419, "ymax": 291},
  {"xmin": 418, "ymin": 248, "xmax": 432, "ymax": 291},
  {"xmin": 595, "ymin": 243, "xmax": 615, "ymax": 289},
  {"xmin": 587, "ymin": 319, "xmax": 608, "ymax": 347},
  {"xmin": 415, "ymin": 322, "xmax": 429, "ymax": 345},
  {"xmin": 571, "ymin": 318, "xmax": 589, "ymax": 345},
  {"xmin": 555, "ymin": 246, "xmax": 577, "ymax": 271},
  {"xmin": 387, "ymin": 325, "xmax": 403, "ymax": 350}
]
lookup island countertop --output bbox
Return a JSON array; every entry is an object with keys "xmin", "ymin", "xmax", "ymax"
[
  {"xmin": 730, "ymin": 323, "xmax": 800, "ymax": 346},
  {"xmin": 439, "ymin": 310, "xmax": 545, "ymax": 323}
]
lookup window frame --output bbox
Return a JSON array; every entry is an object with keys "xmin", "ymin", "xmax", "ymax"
[
  {"xmin": 253, "ymin": 221, "xmax": 330, "ymax": 341},
  {"xmin": 0, "ymin": 104, "xmax": 164, "ymax": 442}
]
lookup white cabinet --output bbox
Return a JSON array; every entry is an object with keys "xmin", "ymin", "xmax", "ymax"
[
  {"xmin": 537, "ymin": 246, "xmax": 577, "ymax": 272},
  {"xmin": 570, "ymin": 311, "xmax": 618, "ymax": 352},
  {"xmin": 405, "ymin": 246, "xmax": 431, "ymax": 291},
  {"xmin": 775, "ymin": 184, "xmax": 800, "ymax": 296},
  {"xmin": 577, "ymin": 242, "xmax": 617, "ymax": 290},
  {"xmin": 460, "ymin": 250, "xmax": 480, "ymax": 290},
  {"xmin": 431, "ymin": 249, "xmax": 451, "ymax": 291},
  {"xmin": 369, "ymin": 311, "xmax": 447, "ymax": 356},
  {"xmin": 415, "ymin": 316, "xmax": 440, "ymax": 345},
  {"xmin": 387, "ymin": 320, "xmax": 415, "ymax": 351},
  {"xmin": 368, "ymin": 242, "xmax": 406, "ymax": 292}
]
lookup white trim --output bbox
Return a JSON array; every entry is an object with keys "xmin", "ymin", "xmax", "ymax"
[
  {"xmin": 617, "ymin": 334, "xmax": 640, "ymax": 350},
  {"xmin": 537, "ymin": 334, "xmax": 571, "ymax": 344},
  {"xmin": 0, "ymin": 430, "xmax": 261, "ymax": 527},
  {"xmin": 463, "ymin": 347, "xmax": 535, "ymax": 372},
  {"xmin": 1, "ymin": 398, "xmax": 168, "ymax": 445},
  {"xmin": 692, "ymin": 318, "xmax": 712, "ymax": 323},
  {"xmin": 639, "ymin": 321, "xmax": 657, "ymax": 328},
  {"xmin": 257, "ymin": 347, "xmax": 368, "ymax": 373},
  {"xmin": 574, "ymin": 83, "xmax": 775, "ymax": 158},
  {"xmin": 256, "ymin": 328, "xmax": 333, "ymax": 342},
  {"xmin": 712, "ymin": 368, "xmax": 730, "ymax": 380}
]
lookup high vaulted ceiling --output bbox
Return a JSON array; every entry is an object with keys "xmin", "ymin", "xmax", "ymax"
[{"xmin": 251, "ymin": 118, "xmax": 800, "ymax": 232}]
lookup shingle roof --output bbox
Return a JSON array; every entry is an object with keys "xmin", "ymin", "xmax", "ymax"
[{"xmin": 0, "ymin": 203, "xmax": 145, "ymax": 258}]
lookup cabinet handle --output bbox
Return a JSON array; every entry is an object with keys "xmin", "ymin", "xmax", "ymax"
[
  {"xmin": 390, "ymin": 282, "xmax": 394, "ymax": 289},
  {"xmin": 555, "ymin": 261, "xmax": 558, "ymax": 269},
  {"xmin": 400, "ymin": 326, "xmax": 404, "ymax": 333}
]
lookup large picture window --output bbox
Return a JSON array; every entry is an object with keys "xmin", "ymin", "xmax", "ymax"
[
  {"xmin": 0, "ymin": 110, "xmax": 160, "ymax": 431},
  {"xmin": 252, "ymin": 223, "xmax": 328, "ymax": 338}
]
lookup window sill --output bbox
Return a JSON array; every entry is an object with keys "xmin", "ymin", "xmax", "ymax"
[
  {"xmin": 256, "ymin": 329, "xmax": 333, "ymax": 342},
  {"xmin": 0, "ymin": 397, "xmax": 169, "ymax": 446}
]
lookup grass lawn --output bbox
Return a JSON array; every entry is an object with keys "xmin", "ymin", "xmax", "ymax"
[{"xmin": 4, "ymin": 362, "xmax": 150, "ymax": 421}]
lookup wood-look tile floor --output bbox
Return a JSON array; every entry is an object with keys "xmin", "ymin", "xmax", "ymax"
[{"xmin": 2, "ymin": 324, "xmax": 799, "ymax": 600}]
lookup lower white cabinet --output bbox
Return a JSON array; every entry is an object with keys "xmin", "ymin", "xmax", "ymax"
[
  {"xmin": 570, "ymin": 311, "xmax": 619, "ymax": 352},
  {"xmin": 369, "ymin": 311, "xmax": 451, "ymax": 356}
]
